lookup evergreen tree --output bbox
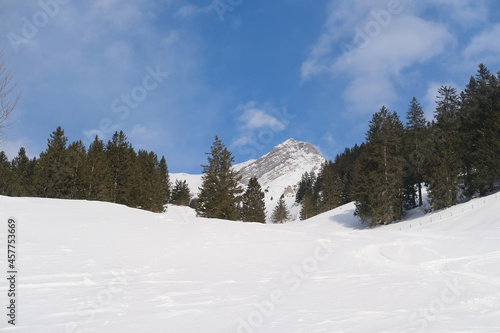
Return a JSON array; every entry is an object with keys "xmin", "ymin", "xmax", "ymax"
[
  {"xmin": 403, "ymin": 97, "xmax": 428, "ymax": 208},
  {"xmin": 0, "ymin": 151, "xmax": 11, "ymax": 195},
  {"xmin": 86, "ymin": 136, "xmax": 111, "ymax": 201},
  {"xmin": 300, "ymin": 188, "xmax": 316, "ymax": 220},
  {"xmin": 10, "ymin": 147, "xmax": 35, "ymax": 196},
  {"xmin": 158, "ymin": 156, "xmax": 171, "ymax": 207},
  {"xmin": 459, "ymin": 64, "xmax": 500, "ymax": 196},
  {"xmin": 36, "ymin": 126, "xmax": 71, "ymax": 198},
  {"xmin": 106, "ymin": 131, "xmax": 134, "ymax": 205},
  {"xmin": 426, "ymin": 86, "xmax": 461, "ymax": 210},
  {"xmin": 67, "ymin": 140, "xmax": 87, "ymax": 199},
  {"xmin": 137, "ymin": 150, "xmax": 165, "ymax": 212},
  {"xmin": 171, "ymin": 179, "xmax": 191, "ymax": 206},
  {"xmin": 271, "ymin": 195, "xmax": 290, "ymax": 223},
  {"xmin": 241, "ymin": 176, "xmax": 266, "ymax": 223},
  {"xmin": 354, "ymin": 107, "xmax": 404, "ymax": 226},
  {"xmin": 197, "ymin": 136, "xmax": 243, "ymax": 220},
  {"xmin": 318, "ymin": 161, "xmax": 342, "ymax": 213}
]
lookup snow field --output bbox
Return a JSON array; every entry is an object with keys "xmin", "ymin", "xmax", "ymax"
[{"xmin": 0, "ymin": 194, "xmax": 499, "ymax": 332}]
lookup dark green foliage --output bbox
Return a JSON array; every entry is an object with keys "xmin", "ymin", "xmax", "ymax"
[
  {"xmin": 86, "ymin": 136, "xmax": 111, "ymax": 201},
  {"xmin": 137, "ymin": 150, "xmax": 165, "ymax": 212},
  {"xmin": 241, "ymin": 176, "xmax": 266, "ymax": 223},
  {"xmin": 36, "ymin": 126, "xmax": 72, "ymax": 198},
  {"xmin": 459, "ymin": 64, "xmax": 500, "ymax": 196},
  {"xmin": 299, "ymin": 188, "xmax": 316, "ymax": 220},
  {"xmin": 0, "ymin": 127, "xmax": 171, "ymax": 213},
  {"xmin": 354, "ymin": 106, "xmax": 404, "ymax": 226},
  {"xmin": 67, "ymin": 140, "xmax": 87, "ymax": 199},
  {"xmin": 159, "ymin": 156, "xmax": 171, "ymax": 206},
  {"xmin": 271, "ymin": 195, "xmax": 290, "ymax": 223},
  {"xmin": 317, "ymin": 161, "xmax": 342, "ymax": 213},
  {"xmin": 196, "ymin": 136, "xmax": 243, "ymax": 220},
  {"xmin": 403, "ymin": 97, "xmax": 428, "ymax": 209},
  {"xmin": 0, "ymin": 151, "xmax": 11, "ymax": 195},
  {"xmin": 426, "ymin": 86, "xmax": 462, "ymax": 210},
  {"xmin": 171, "ymin": 179, "xmax": 191, "ymax": 206},
  {"xmin": 10, "ymin": 148, "xmax": 36, "ymax": 196}
]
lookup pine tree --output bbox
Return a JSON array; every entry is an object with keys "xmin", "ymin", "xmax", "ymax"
[
  {"xmin": 158, "ymin": 156, "xmax": 171, "ymax": 207},
  {"xmin": 300, "ymin": 188, "xmax": 316, "ymax": 220},
  {"xmin": 137, "ymin": 150, "xmax": 165, "ymax": 212},
  {"xmin": 106, "ymin": 131, "xmax": 134, "ymax": 205},
  {"xmin": 36, "ymin": 126, "xmax": 71, "ymax": 198},
  {"xmin": 86, "ymin": 136, "xmax": 111, "ymax": 201},
  {"xmin": 459, "ymin": 64, "xmax": 500, "ymax": 196},
  {"xmin": 67, "ymin": 140, "xmax": 87, "ymax": 199},
  {"xmin": 196, "ymin": 136, "xmax": 243, "ymax": 220},
  {"xmin": 403, "ymin": 97, "xmax": 428, "ymax": 208},
  {"xmin": 171, "ymin": 179, "xmax": 191, "ymax": 206},
  {"xmin": 354, "ymin": 107, "xmax": 404, "ymax": 226},
  {"xmin": 318, "ymin": 161, "xmax": 342, "ymax": 213},
  {"xmin": 0, "ymin": 151, "xmax": 11, "ymax": 195},
  {"xmin": 241, "ymin": 176, "xmax": 266, "ymax": 223},
  {"xmin": 426, "ymin": 86, "xmax": 461, "ymax": 210},
  {"xmin": 10, "ymin": 147, "xmax": 35, "ymax": 196},
  {"xmin": 271, "ymin": 195, "xmax": 290, "ymax": 223}
]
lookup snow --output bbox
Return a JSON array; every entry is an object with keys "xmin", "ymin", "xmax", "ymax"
[{"xmin": 1, "ymin": 194, "xmax": 500, "ymax": 332}]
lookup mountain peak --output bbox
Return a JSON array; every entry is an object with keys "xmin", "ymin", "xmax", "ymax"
[{"xmin": 237, "ymin": 138, "xmax": 325, "ymax": 188}]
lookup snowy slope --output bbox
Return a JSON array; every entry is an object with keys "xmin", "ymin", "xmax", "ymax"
[
  {"xmin": 171, "ymin": 138, "xmax": 325, "ymax": 221},
  {"xmin": 1, "ymin": 194, "xmax": 500, "ymax": 332}
]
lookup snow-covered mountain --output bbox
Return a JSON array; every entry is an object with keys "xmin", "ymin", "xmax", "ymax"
[{"xmin": 171, "ymin": 138, "xmax": 326, "ymax": 220}]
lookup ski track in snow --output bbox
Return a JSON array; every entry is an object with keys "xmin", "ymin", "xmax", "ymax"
[{"xmin": 0, "ymin": 195, "xmax": 500, "ymax": 332}]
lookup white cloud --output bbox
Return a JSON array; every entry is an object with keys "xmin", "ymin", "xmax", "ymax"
[
  {"xmin": 232, "ymin": 101, "xmax": 289, "ymax": 147},
  {"xmin": 301, "ymin": 1, "xmax": 454, "ymax": 113},
  {"xmin": 464, "ymin": 24, "xmax": 500, "ymax": 66}
]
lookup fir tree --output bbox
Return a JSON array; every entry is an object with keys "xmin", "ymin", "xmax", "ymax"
[
  {"xmin": 241, "ymin": 176, "xmax": 266, "ymax": 223},
  {"xmin": 354, "ymin": 107, "xmax": 404, "ymax": 226},
  {"xmin": 300, "ymin": 188, "xmax": 316, "ymax": 220},
  {"xmin": 171, "ymin": 179, "xmax": 191, "ymax": 206},
  {"xmin": 197, "ymin": 136, "xmax": 243, "ymax": 220},
  {"xmin": 426, "ymin": 86, "xmax": 461, "ymax": 210},
  {"xmin": 86, "ymin": 136, "xmax": 111, "ymax": 201},
  {"xmin": 0, "ymin": 151, "xmax": 11, "ymax": 195},
  {"xmin": 10, "ymin": 147, "xmax": 36, "ymax": 196},
  {"xmin": 137, "ymin": 150, "xmax": 165, "ymax": 212},
  {"xmin": 318, "ymin": 161, "xmax": 342, "ymax": 213},
  {"xmin": 271, "ymin": 195, "xmax": 290, "ymax": 223},
  {"xmin": 67, "ymin": 140, "xmax": 87, "ymax": 199},
  {"xmin": 106, "ymin": 131, "xmax": 134, "ymax": 205},
  {"xmin": 403, "ymin": 97, "xmax": 428, "ymax": 208},
  {"xmin": 36, "ymin": 126, "xmax": 71, "ymax": 198},
  {"xmin": 158, "ymin": 156, "xmax": 171, "ymax": 207}
]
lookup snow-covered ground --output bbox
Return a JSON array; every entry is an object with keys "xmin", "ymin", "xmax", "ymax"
[{"xmin": 1, "ymin": 194, "xmax": 500, "ymax": 332}]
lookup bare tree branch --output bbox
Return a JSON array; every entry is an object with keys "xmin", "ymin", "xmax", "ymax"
[{"xmin": 0, "ymin": 50, "xmax": 20, "ymax": 143}]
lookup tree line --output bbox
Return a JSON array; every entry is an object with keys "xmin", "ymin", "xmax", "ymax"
[
  {"xmin": 296, "ymin": 64, "xmax": 500, "ymax": 226},
  {"xmin": 0, "ymin": 127, "xmax": 170, "ymax": 212}
]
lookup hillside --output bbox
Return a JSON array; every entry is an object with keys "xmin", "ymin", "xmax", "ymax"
[{"xmin": 1, "ymin": 194, "xmax": 499, "ymax": 332}]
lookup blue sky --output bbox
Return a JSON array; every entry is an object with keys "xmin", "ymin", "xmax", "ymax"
[{"xmin": 1, "ymin": 0, "xmax": 499, "ymax": 173}]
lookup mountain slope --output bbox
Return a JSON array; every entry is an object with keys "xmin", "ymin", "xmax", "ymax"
[
  {"xmin": 1, "ymin": 194, "xmax": 500, "ymax": 332},
  {"xmin": 172, "ymin": 138, "xmax": 325, "ymax": 220}
]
